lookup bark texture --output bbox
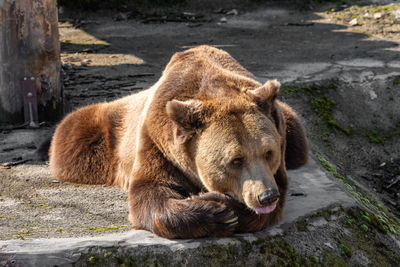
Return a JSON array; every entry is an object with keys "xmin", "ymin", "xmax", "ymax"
[{"xmin": 0, "ymin": 0, "xmax": 62, "ymax": 124}]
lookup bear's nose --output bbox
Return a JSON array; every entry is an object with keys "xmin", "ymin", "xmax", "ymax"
[{"xmin": 258, "ymin": 189, "xmax": 280, "ymax": 205}]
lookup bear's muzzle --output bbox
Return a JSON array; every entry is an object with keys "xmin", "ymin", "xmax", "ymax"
[{"xmin": 255, "ymin": 188, "xmax": 280, "ymax": 214}]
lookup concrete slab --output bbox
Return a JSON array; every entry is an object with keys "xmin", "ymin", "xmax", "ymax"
[{"xmin": 0, "ymin": 157, "xmax": 356, "ymax": 266}]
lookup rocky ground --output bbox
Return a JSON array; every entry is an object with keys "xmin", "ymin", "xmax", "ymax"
[{"xmin": 1, "ymin": 0, "xmax": 400, "ymax": 266}]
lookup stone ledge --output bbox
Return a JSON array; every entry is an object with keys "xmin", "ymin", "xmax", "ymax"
[{"xmin": 1, "ymin": 157, "xmax": 359, "ymax": 266}]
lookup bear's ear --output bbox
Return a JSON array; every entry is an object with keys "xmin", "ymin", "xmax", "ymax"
[
  {"xmin": 166, "ymin": 99, "xmax": 203, "ymax": 144},
  {"xmin": 247, "ymin": 80, "xmax": 280, "ymax": 114},
  {"xmin": 278, "ymin": 101, "xmax": 308, "ymax": 169}
]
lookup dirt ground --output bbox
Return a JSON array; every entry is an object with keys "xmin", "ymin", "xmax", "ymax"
[{"xmin": 1, "ymin": 0, "xmax": 400, "ymax": 242}]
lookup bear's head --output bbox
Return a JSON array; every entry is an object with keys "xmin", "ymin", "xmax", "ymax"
[{"xmin": 166, "ymin": 80, "xmax": 305, "ymax": 214}]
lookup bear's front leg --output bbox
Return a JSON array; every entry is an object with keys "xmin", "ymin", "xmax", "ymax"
[{"xmin": 128, "ymin": 181, "xmax": 238, "ymax": 238}]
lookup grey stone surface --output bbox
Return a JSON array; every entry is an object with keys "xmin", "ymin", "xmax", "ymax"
[{"xmin": 0, "ymin": 157, "xmax": 356, "ymax": 266}]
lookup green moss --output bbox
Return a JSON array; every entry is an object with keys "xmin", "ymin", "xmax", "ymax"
[
  {"xmin": 281, "ymin": 86, "xmax": 302, "ymax": 95},
  {"xmin": 315, "ymin": 153, "xmax": 344, "ymax": 181},
  {"xmin": 71, "ymin": 212, "xmax": 400, "ymax": 266},
  {"xmin": 338, "ymin": 243, "xmax": 352, "ymax": 257},
  {"xmin": 9, "ymin": 224, "xmax": 128, "ymax": 240},
  {"xmin": 309, "ymin": 255, "xmax": 320, "ymax": 263},
  {"xmin": 12, "ymin": 227, "xmax": 63, "ymax": 239},
  {"xmin": 360, "ymin": 224, "xmax": 369, "ymax": 232},
  {"xmin": 316, "ymin": 154, "xmax": 400, "ymax": 237},
  {"xmin": 203, "ymin": 244, "xmax": 230, "ymax": 261},
  {"xmin": 282, "ymin": 83, "xmax": 350, "ymax": 135},
  {"xmin": 328, "ymin": 120, "xmax": 351, "ymax": 135},
  {"xmin": 112, "ymin": 255, "xmax": 138, "ymax": 266},
  {"xmin": 87, "ymin": 224, "xmax": 127, "ymax": 232},
  {"xmin": 104, "ymin": 252, "xmax": 112, "ymax": 258},
  {"xmin": 244, "ymin": 242, "xmax": 253, "ymax": 257},
  {"xmin": 258, "ymin": 237, "xmax": 310, "ymax": 266},
  {"xmin": 369, "ymin": 214, "xmax": 389, "ymax": 233},
  {"xmin": 27, "ymin": 203, "xmax": 52, "ymax": 209},
  {"xmin": 310, "ymin": 209, "xmax": 333, "ymax": 222},
  {"xmin": 336, "ymin": 207, "xmax": 400, "ymax": 266},
  {"xmin": 383, "ymin": 6, "xmax": 395, "ymax": 11},
  {"xmin": 295, "ymin": 220, "xmax": 308, "ymax": 232},
  {"xmin": 345, "ymin": 216, "xmax": 355, "ymax": 227},
  {"xmin": 366, "ymin": 130, "xmax": 385, "ymax": 144},
  {"xmin": 12, "ymin": 234, "xmax": 26, "ymax": 240},
  {"xmin": 88, "ymin": 255, "xmax": 96, "ymax": 264},
  {"xmin": 361, "ymin": 214, "xmax": 371, "ymax": 224},
  {"xmin": 322, "ymin": 249, "xmax": 348, "ymax": 266}
]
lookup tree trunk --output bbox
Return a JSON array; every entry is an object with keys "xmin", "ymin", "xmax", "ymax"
[{"xmin": 0, "ymin": 0, "xmax": 63, "ymax": 126}]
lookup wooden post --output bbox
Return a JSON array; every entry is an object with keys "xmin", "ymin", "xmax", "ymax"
[{"xmin": 0, "ymin": 0, "xmax": 63, "ymax": 125}]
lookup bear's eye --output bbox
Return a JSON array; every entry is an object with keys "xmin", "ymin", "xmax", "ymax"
[
  {"xmin": 230, "ymin": 157, "xmax": 244, "ymax": 169},
  {"xmin": 265, "ymin": 150, "xmax": 273, "ymax": 160}
]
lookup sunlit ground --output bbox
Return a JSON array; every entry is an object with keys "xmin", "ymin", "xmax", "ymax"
[
  {"xmin": 314, "ymin": 3, "xmax": 400, "ymax": 51},
  {"xmin": 61, "ymin": 53, "xmax": 146, "ymax": 66},
  {"xmin": 59, "ymin": 25, "xmax": 146, "ymax": 66},
  {"xmin": 59, "ymin": 26, "xmax": 110, "ymax": 45}
]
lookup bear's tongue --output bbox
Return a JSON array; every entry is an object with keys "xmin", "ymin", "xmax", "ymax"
[{"xmin": 255, "ymin": 203, "xmax": 276, "ymax": 214}]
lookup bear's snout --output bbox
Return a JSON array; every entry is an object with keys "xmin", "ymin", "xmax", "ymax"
[{"xmin": 258, "ymin": 188, "xmax": 280, "ymax": 206}]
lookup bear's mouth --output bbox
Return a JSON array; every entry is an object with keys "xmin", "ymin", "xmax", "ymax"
[
  {"xmin": 255, "ymin": 201, "xmax": 278, "ymax": 214},
  {"xmin": 226, "ymin": 192, "xmax": 278, "ymax": 214}
]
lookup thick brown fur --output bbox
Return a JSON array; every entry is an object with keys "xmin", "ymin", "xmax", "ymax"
[{"xmin": 49, "ymin": 45, "xmax": 308, "ymax": 238}]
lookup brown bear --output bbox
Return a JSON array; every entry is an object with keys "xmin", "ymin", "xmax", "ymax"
[{"xmin": 49, "ymin": 45, "xmax": 308, "ymax": 238}]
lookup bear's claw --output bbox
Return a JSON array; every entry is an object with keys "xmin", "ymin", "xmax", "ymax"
[{"xmin": 190, "ymin": 192, "xmax": 239, "ymax": 236}]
